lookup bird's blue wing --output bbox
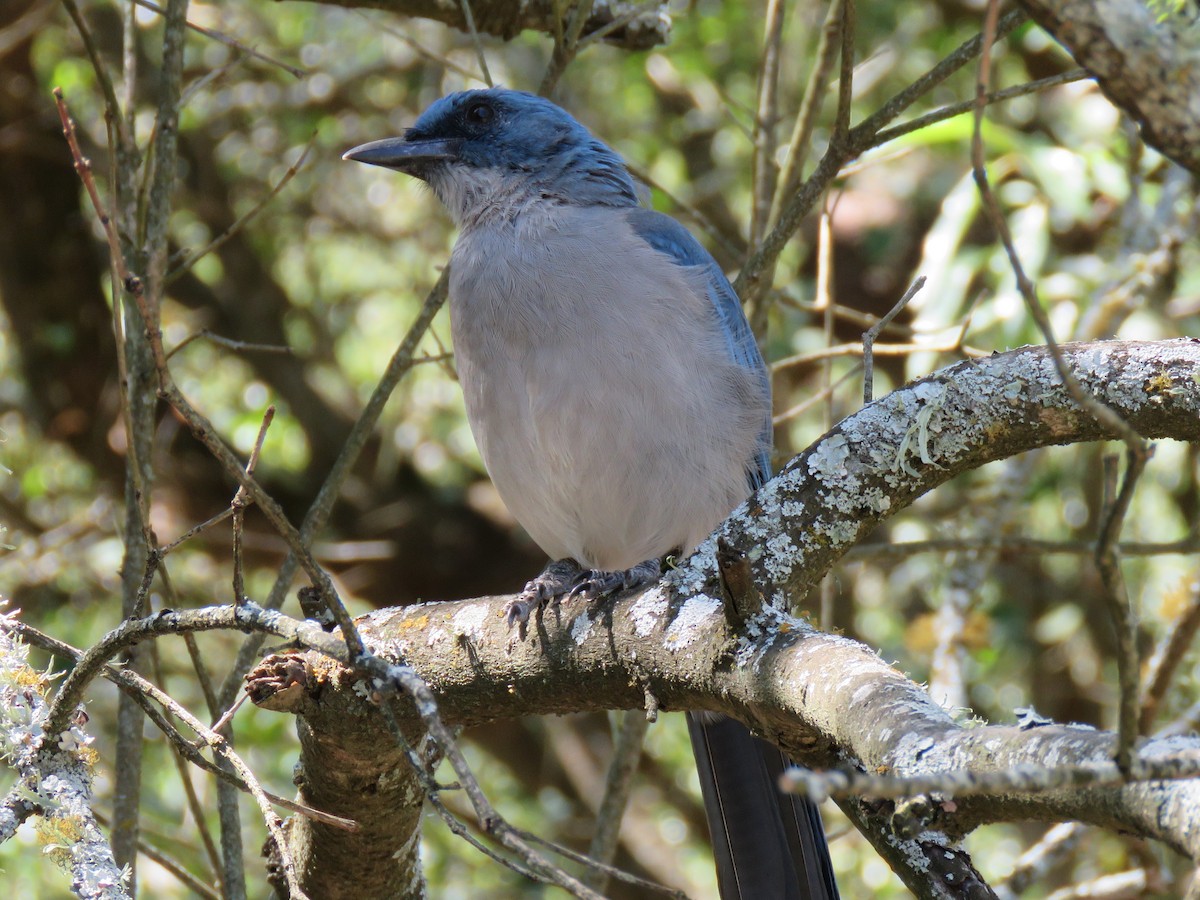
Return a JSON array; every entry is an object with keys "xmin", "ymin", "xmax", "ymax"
[{"xmin": 627, "ymin": 207, "xmax": 772, "ymax": 489}]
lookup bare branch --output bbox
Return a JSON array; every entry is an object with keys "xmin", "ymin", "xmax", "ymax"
[
  {"xmin": 749, "ymin": 0, "xmax": 785, "ymax": 245},
  {"xmin": 972, "ymin": 0, "xmax": 1150, "ymax": 771},
  {"xmin": 583, "ymin": 710, "xmax": 649, "ymax": 892},
  {"xmin": 132, "ymin": 0, "xmax": 304, "ymax": 77},
  {"xmin": 232, "ymin": 406, "xmax": 275, "ymax": 606},
  {"xmin": 735, "ymin": 9, "xmax": 1027, "ymax": 308},
  {"xmin": 168, "ymin": 135, "xmax": 317, "ymax": 283},
  {"xmin": 1141, "ymin": 584, "xmax": 1200, "ymax": 733},
  {"xmin": 289, "ymin": 0, "xmax": 672, "ymax": 51},
  {"xmin": 457, "ymin": 0, "xmax": 494, "ymax": 87},
  {"xmin": 771, "ymin": 0, "xmax": 845, "ymax": 227},
  {"xmin": 216, "ymin": 270, "xmax": 450, "ymax": 710},
  {"xmin": 862, "ymin": 276, "xmax": 925, "ymax": 404}
]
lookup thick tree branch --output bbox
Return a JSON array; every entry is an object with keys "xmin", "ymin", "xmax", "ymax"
[
  {"xmin": 249, "ymin": 339, "xmax": 1200, "ymax": 891},
  {"xmin": 1017, "ymin": 0, "xmax": 1200, "ymax": 174},
  {"xmin": 279, "ymin": 0, "xmax": 671, "ymax": 50},
  {"xmin": 731, "ymin": 339, "xmax": 1198, "ymax": 605}
]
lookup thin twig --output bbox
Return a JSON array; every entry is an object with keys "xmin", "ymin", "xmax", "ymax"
[
  {"xmin": 158, "ymin": 565, "xmax": 224, "ymax": 721},
  {"xmin": 133, "ymin": 0, "xmax": 304, "ymax": 77},
  {"xmin": 166, "ymin": 329, "xmax": 293, "ymax": 361},
  {"xmin": 143, "ymin": 0, "xmax": 189, "ymax": 305},
  {"xmin": 457, "ymin": 0, "xmax": 494, "ymax": 87},
  {"xmin": 584, "ymin": 710, "xmax": 649, "ymax": 892},
  {"xmin": 971, "ymin": 0, "xmax": 1149, "ymax": 771},
  {"xmin": 58, "ymin": 0, "xmax": 131, "ymax": 149},
  {"xmin": 772, "ymin": 362, "xmax": 863, "ymax": 426},
  {"xmin": 752, "ymin": 0, "xmax": 854, "ymax": 338},
  {"xmin": 51, "ymin": 89, "xmax": 135, "ymax": 291},
  {"xmin": 775, "ymin": 289, "xmax": 918, "ymax": 336},
  {"xmin": 969, "ymin": 14, "xmax": 1141, "ymax": 451},
  {"xmin": 168, "ymin": 135, "xmax": 318, "ymax": 283},
  {"xmin": 870, "ymin": 69, "xmax": 1089, "ymax": 148},
  {"xmin": 177, "ymin": 54, "xmax": 246, "ymax": 111},
  {"xmin": 771, "ymin": 0, "xmax": 846, "ymax": 228},
  {"xmin": 863, "ymin": 276, "xmax": 925, "ymax": 404},
  {"xmin": 750, "ymin": 0, "xmax": 786, "ymax": 245},
  {"xmin": 230, "ymin": 406, "xmax": 274, "ymax": 607},
  {"xmin": 216, "ymin": 271, "xmax": 449, "ymax": 711},
  {"xmin": 833, "ymin": 0, "xmax": 856, "ymax": 146},
  {"xmin": 426, "ymin": 788, "xmax": 548, "ymax": 881},
  {"xmin": 144, "ymin": 564, "xmax": 225, "ymax": 888},
  {"xmin": 146, "ymin": 643, "xmax": 224, "ymax": 884},
  {"xmin": 736, "ymin": 8, "xmax": 1027, "ymax": 308},
  {"xmin": 158, "ymin": 508, "xmax": 235, "ymax": 556},
  {"xmin": 520, "ymin": 826, "xmax": 684, "ymax": 898},
  {"xmin": 623, "ymin": 162, "xmax": 745, "ymax": 261},
  {"xmin": 1094, "ymin": 449, "xmax": 1150, "ymax": 766},
  {"xmin": 119, "ymin": 0, "xmax": 136, "ymax": 149},
  {"xmin": 772, "ymin": 337, "xmax": 984, "ymax": 372},
  {"xmin": 209, "ymin": 692, "xmax": 249, "ymax": 736},
  {"xmin": 353, "ymin": 10, "xmax": 484, "ymax": 82},
  {"xmin": 1140, "ymin": 583, "xmax": 1200, "ymax": 733},
  {"xmin": 538, "ymin": 0, "xmax": 595, "ymax": 97}
]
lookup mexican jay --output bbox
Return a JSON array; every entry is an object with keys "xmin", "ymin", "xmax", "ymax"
[{"xmin": 345, "ymin": 87, "xmax": 838, "ymax": 900}]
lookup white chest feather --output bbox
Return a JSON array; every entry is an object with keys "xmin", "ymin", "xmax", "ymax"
[{"xmin": 448, "ymin": 205, "xmax": 766, "ymax": 570}]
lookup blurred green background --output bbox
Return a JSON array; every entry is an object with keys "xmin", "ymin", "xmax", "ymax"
[{"xmin": 1, "ymin": 0, "xmax": 1197, "ymax": 895}]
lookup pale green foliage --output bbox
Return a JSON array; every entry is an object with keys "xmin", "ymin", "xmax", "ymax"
[{"xmin": 1, "ymin": 0, "xmax": 1198, "ymax": 895}]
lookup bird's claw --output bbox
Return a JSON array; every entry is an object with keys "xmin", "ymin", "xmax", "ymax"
[
  {"xmin": 505, "ymin": 558, "xmax": 663, "ymax": 627},
  {"xmin": 566, "ymin": 568, "xmax": 635, "ymax": 601},
  {"xmin": 505, "ymin": 559, "xmax": 583, "ymax": 626}
]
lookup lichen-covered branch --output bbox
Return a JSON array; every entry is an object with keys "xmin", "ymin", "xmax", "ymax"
[
  {"xmin": 724, "ymin": 339, "xmax": 1200, "ymax": 607},
  {"xmin": 247, "ymin": 339, "xmax": 1200, "ymax": 889},
  {"xmin": 1017, "ymin": 0, "xmax": 1200, "ymax": 174},
  {"xmin": 0, "ymin": 609, "xmax": 130, "ymax": 900},
  {"xmin": 278, "ymin": 0, "xmax": 671, "ymax": 51}
]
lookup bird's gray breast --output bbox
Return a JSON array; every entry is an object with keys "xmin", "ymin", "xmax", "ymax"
[{"xmin": 448, "ymin": 206, "xmax": 766, "ymax": 570}]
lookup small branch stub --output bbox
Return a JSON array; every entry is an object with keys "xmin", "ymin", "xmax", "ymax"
[
  {"xmin": 245, "ymin": 653, "xmax": 311, "ymax": 712},
  {"xmin": 716, "ymin": 536, "xmax": 762, "ymax": 627}
]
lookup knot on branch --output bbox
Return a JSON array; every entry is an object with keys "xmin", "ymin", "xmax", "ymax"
[
  {"xmin": 246, "ymin": 653, "xmax": 312, "ymax": 712},
  {"xmin": 715, "ymin": 536, "xmax": 764, "ymax": 628}
]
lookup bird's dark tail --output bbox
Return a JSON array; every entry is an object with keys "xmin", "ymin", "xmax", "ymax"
[{"xmin": 686, "ymin": 712, "xmax": 840, "ymax": 900}]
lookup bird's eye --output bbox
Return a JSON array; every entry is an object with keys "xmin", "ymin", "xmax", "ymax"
[{"xmin": 465, "ymin": 101, "xmax": 495, "ymax": 127}]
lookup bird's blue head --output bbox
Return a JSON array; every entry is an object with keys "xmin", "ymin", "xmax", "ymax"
[{"xmin": 343, "ymin": 88, "xmax": 640, "ymax": 222}]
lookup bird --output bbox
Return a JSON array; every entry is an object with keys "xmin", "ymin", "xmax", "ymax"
[{"xmin": 344, "ymin": 87, "xmax": 839, "ymax": 900}]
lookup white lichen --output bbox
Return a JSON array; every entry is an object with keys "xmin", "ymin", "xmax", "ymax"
[
  {"xmin": 630, "ymin": 586, "xmax": 668, "ymax": 637},
  {"xmin": 450, "ymin": 605, "xmax": 489, "ymax": 643},
  {"xmin": 665, "ymin": 595, "xmax": 722, "ymax": 649},
  {"xmin": 570, "ymin": 608, "xmax": 594, "ymax": 644}
]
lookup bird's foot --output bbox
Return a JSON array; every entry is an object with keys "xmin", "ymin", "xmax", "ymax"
[
  {"xmin": 505, "ymin": 557, "xmax": 663, "ymax": 626},
  {"xmin": 505, "ymin": 559, "xmax": 585, "ymax": 626},
  {"xmin": 565, "ymin": 558, "xmax": 662, "ymax": 601}
]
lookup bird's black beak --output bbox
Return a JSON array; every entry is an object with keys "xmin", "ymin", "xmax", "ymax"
[{"xmin": 342, "ymin": 136, "xmax": 460, "ymax": 175}]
